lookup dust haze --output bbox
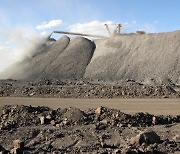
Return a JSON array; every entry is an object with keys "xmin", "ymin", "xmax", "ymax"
[{"xmin": 0, "ymin": 27, "xmax": 49, "ymax": 74}]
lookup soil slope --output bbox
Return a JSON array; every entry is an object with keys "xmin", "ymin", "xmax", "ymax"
[
  {"xmin": 0, "ymin": 31, "xmax": 180, "ymax": 84},
  {"xmin": 85, "ymin": 31, "xmax": 180, "ymax": 84},
  {"xmin": 1, "ymin": 36, "xmax": 95, "ymax": 80}
]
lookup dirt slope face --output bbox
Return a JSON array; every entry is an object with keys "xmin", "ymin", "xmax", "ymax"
[
  {"xmin": 46, "ymin": 37, "xmax": 95, "ymax": 79},
  {"xmin": 0, "ymin": 36, "xmax": 70, "ymax": 80},
  {"xmin": 85, "ymin": 31, "xmax": 180, "ymax": 84},
  {"xmin": 0, "ymin": 31, "xmax": 179, "ymax": 84},
  {"xmin": 0, "ymin": 36, "xmax": 95, "ymax": 80}
]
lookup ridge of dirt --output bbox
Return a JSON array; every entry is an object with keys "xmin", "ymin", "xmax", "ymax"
[
  {"xmin": 85, "ymin": 31, "xmax": 180, "ymax": 84},
  {"xmin": 0, "ymin": 79, "xmax": 179, "ymax": 98},
  {"xmin": 0, "ymin": 105, "xmax": 179, "ymax": 153}
]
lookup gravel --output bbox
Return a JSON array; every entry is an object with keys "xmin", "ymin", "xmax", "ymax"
[
  {"xmin": 46, "ymin": 37, "xmax": 95, "ymax": 79},
  {"xmin": 1, "ymin": 31, "xmax": 179, "ymax": 84},
  {"xmin": 85, "ymin": 31, "xmax": 180, "ymax": 84},
  {"xmin": 0, "ymin": 36, "xmax": 95, "ymax": 80}
]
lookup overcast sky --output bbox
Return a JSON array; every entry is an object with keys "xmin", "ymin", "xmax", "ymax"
[{"xmin": 0, "ymin": 0, "xmax": 180, "ymax": 72}]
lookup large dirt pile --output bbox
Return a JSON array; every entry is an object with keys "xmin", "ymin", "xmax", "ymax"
[
  {"xmin": 85, "ymin": 31, "xmax": 180, "ymax": 84},
  {"xmin": 0, "ymin": 31, "xmax": 179, "ymax": 84},
  {"xmin": 1, "ymin": 36, "xmax": 95, "ymax": 80},
  {"xmin": 1, "ymin": 36, "xmax": 70, "ymax": 80}
]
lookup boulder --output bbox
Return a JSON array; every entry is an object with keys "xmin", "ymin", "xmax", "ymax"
[{"xmin": 129, "ymin": 131, "xmax": 161, "ymax": 146}]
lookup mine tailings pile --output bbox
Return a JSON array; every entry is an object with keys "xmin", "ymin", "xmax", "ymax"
[{"xmin": 0, "ymin": 30, "xmax": 180, "ymax": 84}]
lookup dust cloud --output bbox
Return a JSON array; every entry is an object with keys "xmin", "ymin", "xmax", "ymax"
[{"xmin": 0, "ymin": 27, "xmax": 49, "ymax": 73}]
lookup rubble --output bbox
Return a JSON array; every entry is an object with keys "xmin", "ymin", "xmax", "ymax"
[
  {"xmin": 0, "ymin": 79, "xmax": 179, "ymax": 98},
  {"xmin": 0, "ymin": 105, "xmax": 179, "ymax": 153}
]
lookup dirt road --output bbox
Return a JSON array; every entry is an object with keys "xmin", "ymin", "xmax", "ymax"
[{"xmin": 0, "ymin": 97, "xmax": 179, "ymax": 115}]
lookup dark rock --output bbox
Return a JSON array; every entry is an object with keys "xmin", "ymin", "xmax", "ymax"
[
  {"xmin": 129, "ymin": 131, "xmax": 161, "ymax": 146},
  {"xmin": 0, "ymin": 145, "xmax": 8, "ymax": 154}
]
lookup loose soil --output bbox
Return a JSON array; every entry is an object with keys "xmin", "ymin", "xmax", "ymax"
[{"xmin": 0, "ymin": 105, "xmax": 179, "ymax": 153}]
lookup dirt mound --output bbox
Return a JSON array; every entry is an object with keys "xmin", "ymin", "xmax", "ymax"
[
  {"xmin": 1, "ymin": 105, "xmax": 179, "ymax": 131},
  {"xmin": 46, "ymin": 37, "xmax": 95, "ymax": 79},
  {"xmin": 85, "ymin": 31, "xmax": 180, "ymax": 84},
  {"xmin": 0, "ymin": 36, "xmax": 95, "ymax": 80},
  {"xmin": 0, "ymin": 31, "xmax": 179, "ymax": 84},
  {"xmin": 0, "ymin": 105, "xmax": 51, "ymax": 130},
  {"xmin": 0, "ymin": 36, "xmax": 70, "ymax": 80},
  {"xmin": 0, "ymin": 105, "xmax": 179, "ymax": 153}
]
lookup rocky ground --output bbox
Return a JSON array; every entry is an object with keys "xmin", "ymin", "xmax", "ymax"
[
  {"xmin": 0, "ymin": 105, "xmax": 179, "ymax": 154},
  {"xmin": 0, "ymin": 79, "xmax": 179, "ymax": 153},
  {"xmin": 0, "ymin": 79, "xmax": 179, "ymax": 98}
]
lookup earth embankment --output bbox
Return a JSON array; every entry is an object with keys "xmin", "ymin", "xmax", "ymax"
[
  {"xmin": 0, "ymin": 31, "xmax": 180, "ymax": 84},
  {"xmin": 85, "ymin": 31, "xmax": 180, "ymax": 84}
]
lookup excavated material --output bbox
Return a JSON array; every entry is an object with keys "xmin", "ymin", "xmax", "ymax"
[
  {"xmin": 85, "ymin": 31, "xmax": 180, "ymax": 84},
  {"xmin": 45, "ymin": 37, "xmax": 95, "ymax": 79},
  {"xmin": 0, "ymin": 36, "xmax": 70, "ymax": 80},
  {"xmin": 0, "ymin": 105, "xmax": 180, "ymax": 153},
  {"xmin": 1, "ymin": 36, "xmax": 95, "ymax": 80},
  {"xmin": 0, "ymin": 31, "xmax": 180, "ymax": 84}
]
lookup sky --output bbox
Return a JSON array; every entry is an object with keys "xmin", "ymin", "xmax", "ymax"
[{"xmin": 0, "ymin": 0, "xmax": 180, "ymax": 72}]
